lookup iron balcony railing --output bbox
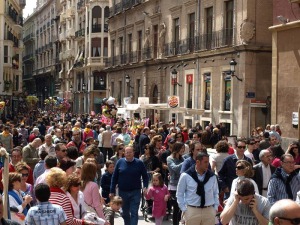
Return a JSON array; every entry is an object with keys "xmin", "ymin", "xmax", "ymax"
[
  {"xmin": 109, "ymin": 0, "xmax": 145, "ymax": 17},
  {"xmin": 75, "ymin": 28, "xmax": 85, "ymax": 37}
]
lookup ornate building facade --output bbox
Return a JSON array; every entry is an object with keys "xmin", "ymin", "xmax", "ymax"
[
  {"xmin": 0, "ymin": 0, "xmax": 25, "ymax": 116},
  {"xmin": 105, "ymin": 0, "xmax": 273, "ymax": 136}
]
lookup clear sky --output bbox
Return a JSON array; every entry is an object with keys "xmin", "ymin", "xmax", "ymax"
[{"xmin": 23, "ymin": 0, "xmax": 37, "ymax": 18}]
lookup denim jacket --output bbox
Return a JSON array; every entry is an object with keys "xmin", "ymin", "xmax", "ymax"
[{"xmin": 167, "ymin": 156, "xmax": 184, "ymax": 186}]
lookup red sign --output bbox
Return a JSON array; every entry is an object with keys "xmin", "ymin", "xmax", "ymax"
[{"xmin": 186, "ymin": 74, "xmax": 193, "ymax": 83}]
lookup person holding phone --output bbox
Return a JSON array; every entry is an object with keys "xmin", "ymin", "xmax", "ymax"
[{"xmin": 220, "ymin": 179, "xmax": 271, "ymax": 225}]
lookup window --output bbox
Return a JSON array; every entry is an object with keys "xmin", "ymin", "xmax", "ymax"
[
  {"xmin": 94, "ymin": 71, "xmax": 106, "ymax": 90},
  {"xmin": 153, "ymin": 25, "xmax": 158, "ymax": 58},
  {"xmin": 111, "ymin": 81, "xmax": 114, "ymax": 97},
  {"xmin": 224, "ymin": 72, "xmax": 231, "ymax": 111},
  {"xmin": 92, "ymin": 6, "xmax": 101, "ymax": 33},
  {"xmin": 188, "ymin": 13, "xmax": 195, "ymax": 52},
  {"xmin": 137, "ymin": 79, "xmax": 141, "ymax": 103},
  {"xmin": 224, "ymin": 0, "xmax": 234, "ymax": 45},
  {"xmin": 174, "ymin": 18, "xmax": 180, "ymax": 54},
  {"xmin": 204, "ymin": 73, "xmax": 211, "ymax": 110},
  {"xmin": 104, "ymin": 37, "xmax": 108, "ymax": 57},
  {"xmin": 137, "ymin": 30, "xmax": 142, "ymax": 61},
  {"xmin": 128, "ymin": 33, "xmax": 133, "ymax": 62},
  {"xmin": 206, "ymin": 7, "xmax": 213, "ymax": 49},
  {"xmin": 119, "ymin": 37, "xmax": 124, "ymax": 64},
  {"xmin": 91, "ymin": 38, "xmax": 101, "ymax": 57},
  {"xmin": 4, "ymin": 46, "xmax": 8, "ymax": 63}
]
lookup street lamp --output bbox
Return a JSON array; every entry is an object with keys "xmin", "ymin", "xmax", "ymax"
[
  {"xmin": 229, "ymin": 59, "xmax": 242, "ymax": 82},
  {"xmin": 70, "ymin": 84, "xmax": 73, "ymax": 92},
  {"xmin": 125, "ymin": 75, "xmax": 134, "ymax": 98},
  {"xmin": 100, "ymin": 77, "xmax": 105, "ymax": 87},
  {"xmin": 82, "ymin": 83, "xmax": 86, "ymax": 92},
  {"xmin": 171, "ymin": 69, "xmax": 182, "ymax": 95}
]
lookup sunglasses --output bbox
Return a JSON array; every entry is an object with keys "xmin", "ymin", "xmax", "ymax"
[
  {"xmin": 73, "ymin": 182, "xmax": 81, "ymax": 187},
  {"xmin": 118, "ymin": 148, "xmax": 124, "ymax": 150},
  {"xmin": 21, "ymin": 173, "xmax": 29, "ymax": 177},
  {"xmin": 236, "ymin": 166, "xmax": 245, "ymax": 170},
  {"xmin": 237, "ymin": 146, "xmax": 246, "ymax": 149},
  {"xmin": 249, "ymin": 142, "xmax": 255, "ymax": 145},
  {"xmin": 278, "ymin": 217, "xmax": 300, "ymax": 225},
  {"xmin": 61, "ymin": 149, "xmax": 67, "ymax": 152}
]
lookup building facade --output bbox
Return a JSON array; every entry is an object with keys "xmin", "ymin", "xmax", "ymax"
[
  {"xmin": 23, "ymin": 0, "xmax": 61, "ymax": 109},
  {"xmin": 105, "ymin": 0, "xmax": 273, "ymax": 136},
  {"xmin": 58, "ymin": 0, "xmax": 109, "ymax": 114},
  {"xmin": 269, "ymin": 0, "xmax": 300, "ymax": 141},
  {"xmin": 0, "ymin": 0, "xmax": 25, "ymax": 117}
]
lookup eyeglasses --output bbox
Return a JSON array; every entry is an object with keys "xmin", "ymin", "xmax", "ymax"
[
  {"xmin": 236, "ymin": 166, "xmax": 245, "ymax": 170},
  {"xmin": 237, "ymin": 146, "xmax": 246, "ymax": 149},
  {"xmin": 21, "ymin": 173, "xmax": 29, "ymax": 177},
  {"xmin": 282, "ymin": 161, "xmax": 296, "ymax": 165},
  {"xmin": 255, "ymin": 141, "xmax": 260, "ymax": 143},
  {"xmin": 249, "ymin": 142, "xmax": 255, "ymax": 145},
  {"xmin": 73, "ymin": 182, "xmax": 81, "ymax": 187},
  {"xmin": 278, "ymin": 217, "xmax": 300, "ymax": 225}
]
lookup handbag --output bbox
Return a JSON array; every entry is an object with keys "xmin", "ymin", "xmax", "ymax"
[{"xmin": 83, "ymin": 201, "xmax": 98, "ymax": 215}]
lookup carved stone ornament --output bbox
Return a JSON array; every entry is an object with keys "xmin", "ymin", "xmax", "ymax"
[{"xmin": 240, "ymin": 20, "xmax": 255, "ymax": 44}]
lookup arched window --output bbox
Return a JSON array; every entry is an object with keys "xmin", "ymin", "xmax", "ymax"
[{"xmin": 92, "ymin": 6, "xmax": 102, "ymax": 33}]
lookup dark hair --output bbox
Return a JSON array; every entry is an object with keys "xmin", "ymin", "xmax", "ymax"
[
  {"xmin": 45, "ymin": 155, "xmax": 58, "ymax": 168},
  {"xmin": 67, "ymin": 146, "xmax": 79, "ymax": 160},
  {"xmin": 195, "ymin": 152, "xmax": 209, "ymax": 162},
  {"xmin": 193, "ymin": 133, "xmax": 201, "ymax": 139},
  {"xmin": 35, "ymin": 183, "xmax": 51, "ymax": 202},
  {"xmin": 189, "ymin": 142, "xmax": 206, "ymax": 157},
  {"xmin": 83, "ymin": 144, "xmax": 99, "ymax": 158},
  {"xmin": 287, "ymin": 141, "xmax": 299, "ymax": 158},
  {"xmin": 55, "ymin": 143, "xmax": 65, "ymax": 151},
  {"xmin": 236, "ymin": 179, "xmax": 255, "ymax": 196},
  {"xmin": 175, "ymin": 133, "xmax": 183, "ymax": 140},
  {"xmin": 105, "ymin": 160, "xmax": 114, "ymax": 169},
  {"xmin": 271, "ymin": 145, "xmax": 285, "ymax": 159},
  {"xmin": 8, "ymin": 173, "xmax": 21, "ymax": 190},
  {"xmin": 39, "ymin": 150, "xmax": 48, "ymax": 160},
  {"xmin": 280, "ymin": 153, "xmax": 294, "ymax": 162},
  {"xmin": 147, "ymin": 144, "xmax": 156, "ymax": 157},
  {"xmin": 172, "ymin": 142, "xmax": 184, "ymax": 158},
  {"xmin": 215, "ymin": 140, "xmax": 229, "ymax": 153},
  {"xmin": 15, "ymin": 162, "xmax": 29, "ymax": 173}
]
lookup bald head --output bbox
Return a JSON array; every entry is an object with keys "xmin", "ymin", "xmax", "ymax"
[{"xmin": 269, "ymin": 199, "xmax": 300, "ymax": 225}]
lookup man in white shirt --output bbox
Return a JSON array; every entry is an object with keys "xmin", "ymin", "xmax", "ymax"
[
  {"xmin": 39, "ymin": 134, "xmax": 55, "ymax": 156},
  {"xmin": 35, "ymin": 155, "xmax": 58, "ymax": 186}
]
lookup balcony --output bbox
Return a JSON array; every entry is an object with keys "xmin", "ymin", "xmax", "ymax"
[
  {"xmin": 109, "ymin": 0, "xmax": 145, "ymax": 17},
  {"xmin": 88, "ymin": 57, "xmax": 102, "ymax": 65},
  {"xmin": 75, "ymin": 28, "xmax": 85, "ymax": 39},
  {"xmin": 92, "ymin": 24, "xmax": 101, "ymax": 33},
  {"xmin": 77, "ymin": 0, "xmax": 85, "ymax": 11},
  {"xmin": 104, "ymin": 24, "xmax": 108, "ymax": 32},
  {"xmin": 105, "ymin": 51, "xmax": 137, "ymax": 67},
  {"xmin": 23, "ymin": 53, "xmax": 34, "ymax": 62},
  {"xmin": 65, "ymin": 48, "xmax": 75, "ymax": 59},
  {"xmin": 23, "ymin": 73, "xmax": 33, "ymax": 80},
  {"xmin": 23, "ymin": 33, "xmax": 34, "ymax": 43}
]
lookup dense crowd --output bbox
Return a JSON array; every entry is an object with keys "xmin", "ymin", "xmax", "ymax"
[{"xmin": 0, "ymin": 114, "xmax": 299, "ymax": 225}]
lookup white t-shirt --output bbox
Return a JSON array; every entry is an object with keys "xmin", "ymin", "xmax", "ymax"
[{"xmin": 66, "ymin": 191, "xmax": 86, "ymax": 219}]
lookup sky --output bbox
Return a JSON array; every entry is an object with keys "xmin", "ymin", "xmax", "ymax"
[{"xmin": 23, "ymin": 0, "xmax": 37, "ymax": 18}]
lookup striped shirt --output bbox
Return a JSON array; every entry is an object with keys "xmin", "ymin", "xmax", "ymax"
[
  {"xmin": 49, "ymin": 187, "xmax": 84, "ymax": 225},
  {"xmin": 25, "ymin": 201, "xmax": 67, "ymax": 225},
  {"xmin": 267, "ymin": 168, "xmax": 300, "ymax": 205}
]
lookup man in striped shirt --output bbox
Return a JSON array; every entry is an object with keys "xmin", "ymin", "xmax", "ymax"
[{"xmin": 267, "ymin": 154, "xmax": 300, "ymax": 205}]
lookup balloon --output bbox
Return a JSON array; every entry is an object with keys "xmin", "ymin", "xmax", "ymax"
[
  {"xmin": 102, "ymin": 98, "xmax": 108, "ymax": 104},
  {"xmin": 106, "ymin": 96, "xmax": 115, "ymax": 105},
  {"xmin": 102, "ymin": 108, "xmax": 111, "ymax": 118}
]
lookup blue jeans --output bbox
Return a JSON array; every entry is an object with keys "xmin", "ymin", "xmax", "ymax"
[{"xmin": 119, "ymin": 189, "xmax": 141, "ymax": 225}]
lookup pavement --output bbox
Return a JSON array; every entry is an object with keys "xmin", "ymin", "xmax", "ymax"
[{"xmin": 114, "ymin": 207, "xmax": 173, "ymax": 225}]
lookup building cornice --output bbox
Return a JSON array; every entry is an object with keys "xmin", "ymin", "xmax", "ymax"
[{"xmin": 269, "ymin": 20, "xmax": 300, "ymax": 32}]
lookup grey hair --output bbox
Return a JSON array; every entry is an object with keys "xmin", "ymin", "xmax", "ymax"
[
  {"xmin": 269, "ymin": 199, "xmax": 293, "ymax": 223},
  {"xmin": 259, "ymin": 149, "xmax": 270, "ymax": 160}
]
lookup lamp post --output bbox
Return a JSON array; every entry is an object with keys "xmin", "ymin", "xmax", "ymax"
[
  {"xmin": 171, "ymin": 69, "xmax": 178, "ymax": 95},
  {"xmin": 82, "ymin": 83, "xmax": 86, "ymax": 113},
  {"xmin": 229, "ymin": 59, "xmax": 242, "ymax": 82},
  {"xmin": 125, "ymin": 75, "xmax": 134, "ymax": 98},
  {"xmin": 70, "ymin": 84, "xmax": 74, "ymax": 112}
]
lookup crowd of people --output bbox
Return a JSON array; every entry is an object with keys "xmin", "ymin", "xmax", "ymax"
[{"xmin": 0, "ymin": 113, "xmax": 299, "ymax": 225}]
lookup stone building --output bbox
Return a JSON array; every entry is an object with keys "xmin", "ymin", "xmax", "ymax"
[
  {"xmin": 0, "ymin": 0, "xmax": 25, "ymax": 115},
  {"xmin": 59, "ymin": 0, "xmax": 109, "ymax": 113},
  {"xmin": 23, "ymin": 0, "xmax": 61, "ymax": 108},
  {"xmin": 269, "ymin": 0, "xmax": 300, "ymax": 141},
  {"xmin": 105, "ymin": 0, "xmax": 273, "ymax": 136}
]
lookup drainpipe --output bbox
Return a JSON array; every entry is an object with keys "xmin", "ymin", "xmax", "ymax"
[{"xmin": 195, "ymin": 0, "xmax": 201, "ymax": 121}]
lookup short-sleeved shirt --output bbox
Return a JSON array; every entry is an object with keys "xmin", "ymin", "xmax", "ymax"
[
  {"xmin": 224, "ymin": 194, "xmax": 271, "ymax": 225},
  {"xmin": 25, "ymin": 201, "xmax": 67, "ymax": 225}
]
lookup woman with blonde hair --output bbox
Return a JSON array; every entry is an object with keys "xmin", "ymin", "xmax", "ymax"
[
  {"xmin": 47, "ymin": 167, "xmax": 91, "ymax": 225},
  {"xmin": 81, "ymin": 162, "xmax": 105, "ymax": 219},
  {"xmin": 230, "ymin": 160, "xmax": 259, "ymax": 196}
]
